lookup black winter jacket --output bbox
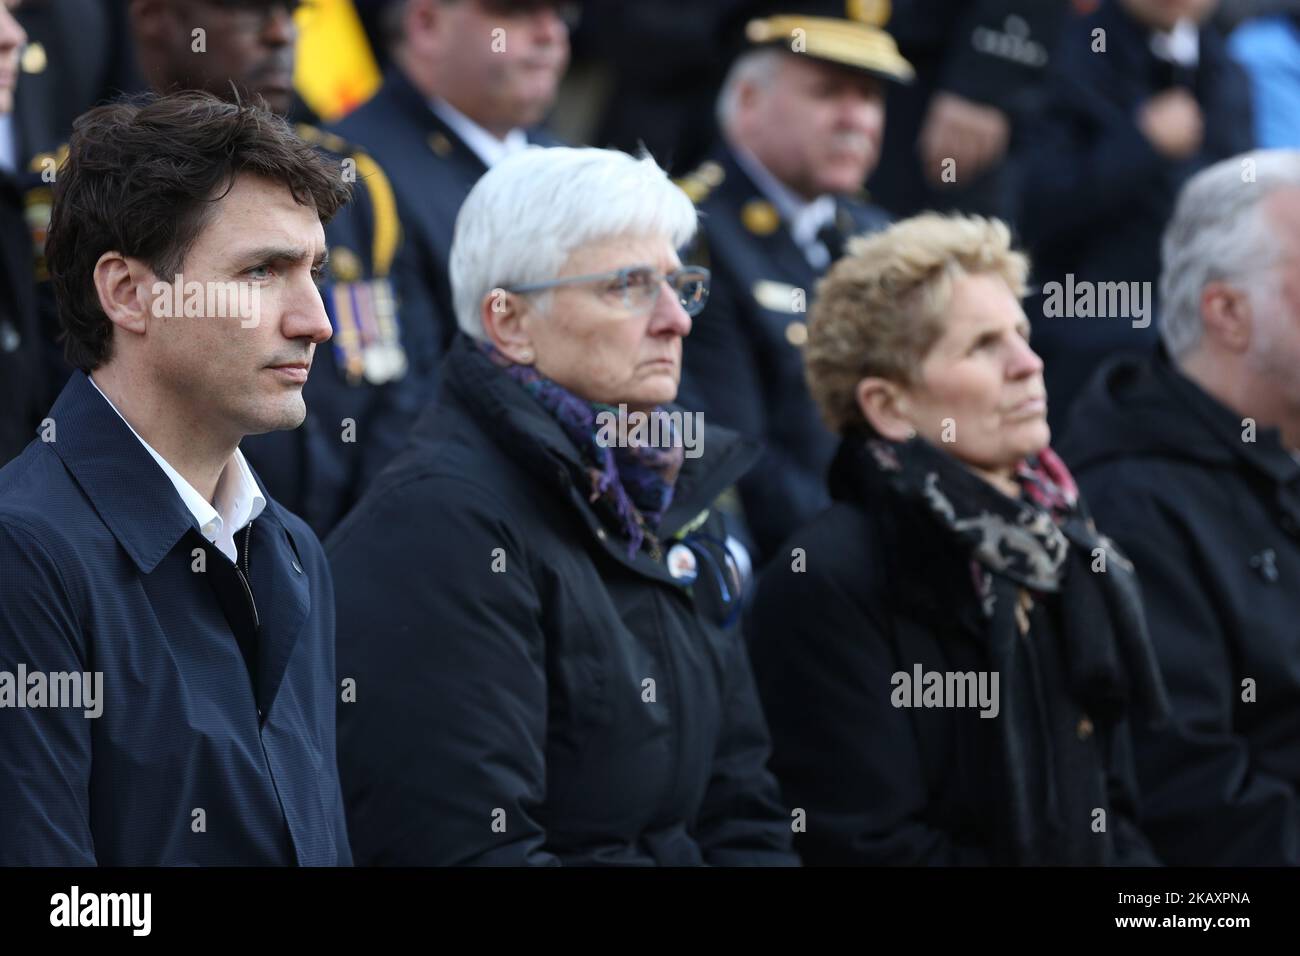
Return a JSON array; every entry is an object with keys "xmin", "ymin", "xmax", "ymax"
[
  {"xmin": 328, "ymin": 334, "xmax": 799, "ymax": 866},
  {"xmin": 748, "ymin": 436, "xmax": 1159, "ymax": 865},
  {"xmin": 1060, "ymin": 350, "xmax": 1300, "ymax": 865}
]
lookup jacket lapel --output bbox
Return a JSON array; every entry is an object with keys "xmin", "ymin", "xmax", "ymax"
[
  {"xmin": 247, "ymin": 496, "xmax": 312, "ymax": 718},
  {"xmin": 46, "ymin": 372, "xmax": 198, "ymax": 573},
  {"xmin": 46, "ymin": 373, "xmax": 314, "ymax": 717},
  {"xmin": 718, "ymin": 147, "xmax": 818, "ymax": 287}
]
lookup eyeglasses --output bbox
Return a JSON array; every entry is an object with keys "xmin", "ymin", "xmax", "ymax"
[{"xmin": 504, "ymin": 265, "xmax": 711, "ymax": 317}]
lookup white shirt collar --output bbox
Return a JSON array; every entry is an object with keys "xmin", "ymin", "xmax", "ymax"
[
  {"xmin": 731, "ymin": 143, "xmax": 838, "ymax": 264},
  {"xmin": 429, "ymin": 96, "xmax": 529, "ymax": 168},
  {"xmin": 88, "ymin": 375, "xmax": 266, "ymax": 564},
  {"xmin": 0, "ymin": 114, "xmax": 16, "ymax": 175},
  {"xmin": 1150, "ymin": 18, "xmax": 1200, "ymax": 69}
]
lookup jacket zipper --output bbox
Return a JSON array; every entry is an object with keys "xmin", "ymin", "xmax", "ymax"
[
  {"xmin": 233, "ymin": 521, "xmax": 260, "ymax": 628},
  {"xmin": 235, "ymin": 521, "xmax": 268, "ymax": 727}
]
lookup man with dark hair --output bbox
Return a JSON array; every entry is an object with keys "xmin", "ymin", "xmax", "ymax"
[
  {"xmin": 0, "ymin": 91, "xmax": 353, "ymax": 865},
  {"xmin": 128, "ymin": 0, "xmax": 418, "ymax": 537}
]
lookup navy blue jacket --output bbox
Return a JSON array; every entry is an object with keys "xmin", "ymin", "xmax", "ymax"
[
  {"xmin": 333, "ymin": 68, "xmax": 559, "ymax": 397},
  {"xmin": 677, "ymin": 142, "xmax": 890, "ymax": 561},
  {"xmin": 0, "ymin": 373, "xmax": 351, "ymax": 865}
]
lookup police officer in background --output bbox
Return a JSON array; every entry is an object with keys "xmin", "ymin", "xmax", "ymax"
[
  {"xmin": 8, "ymin": 0, "xmax": 146, "ymax": 424},
  {"xmin": 336, "ymin": 0, "xmax": 568, "ymax": 397},
  {"xmin": 0, "ymin": 0, "xmax": 45, "ymax": 467},
  {"xmin": 13, "ymin": 0, "xmax": 144, "ymax": 165},
  {"xmin": 869, "ymin": 0, "xmax": 1073, "ymax": 222},
  {"xmin": 677, "ymin": 0, "xmax": 913, "ymax": 561},
  {"xmin": 128, "ymin": 0, "xmax": 419, "ymax": 537}
]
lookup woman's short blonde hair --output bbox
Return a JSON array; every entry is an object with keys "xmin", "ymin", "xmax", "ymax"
[{"xmin": 805, "ymin": 212, "xmax": 1029, "ymax": 434}]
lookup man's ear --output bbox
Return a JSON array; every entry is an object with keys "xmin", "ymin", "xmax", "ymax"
[
  {"xmin": 732, "ymin": 77, "xmax": 765, "ymax": 136},
  {"xmin": 407, "ymin": 0, "xmax": 444, "ymax": 48},
  {"xmin": 480, "ymin": 288, "xmax": 536, "ymax": 364},
  {"xmin": 855, "ymin": 376, "xmax": 914, "ymax": 441},
  {"xmin": 93, "ymin": 252, "xmax": 155, "ymax": 338},
  {"xmin": 128, "ymin": 0, "xmax": 178, "ymax": 54},
  {"xmin": 1200, "ymin": 279, "xmax": 1253, "ymax": 354}
]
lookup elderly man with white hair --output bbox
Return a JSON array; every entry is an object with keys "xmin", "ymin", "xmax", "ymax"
[
  {"xmin": 1060, "ymin": 149, "xmax": 1300, "ymax": 865},
  {"xmin": 327, "ymin": 145, "xmax": 798, "ymax": 866},
  {"xmin": 675, "ymin": 3, "xmax": 913, "ymax": 561}
]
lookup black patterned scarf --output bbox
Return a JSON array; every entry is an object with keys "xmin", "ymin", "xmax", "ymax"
[{"xmin": 860, "ymin": 434, "xmax": 1170, "ymax": 862}]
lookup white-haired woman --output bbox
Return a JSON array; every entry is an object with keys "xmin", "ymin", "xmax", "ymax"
[
  {"xmin": 328, "ymin": 146, "xmax": 798, "ymax": 866},
  {"xmin": 748, "ymin": 213, "xmax": 1170, "ymax": 865}
]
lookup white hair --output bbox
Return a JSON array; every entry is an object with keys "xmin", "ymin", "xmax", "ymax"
[
  {"xmin": 1160, "ymin": 149, "xmax": 1300, "ymax": 359},
  {"xmin": 449, "ymin": 146, "xmax": 699, "ymax": 340},
  {"xmin": 715, "ymin": 48, "xmax": 785, "ymax": 135}
]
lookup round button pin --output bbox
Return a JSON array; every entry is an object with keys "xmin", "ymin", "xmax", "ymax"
[{"xmin": 666, "ymin": 543, "xmax": 698, "ymax": 585}]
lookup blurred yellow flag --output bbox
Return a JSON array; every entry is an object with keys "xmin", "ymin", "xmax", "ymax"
[{"xmin": 293, "ymin": 0, "xmax": 382, "ymax": 122}]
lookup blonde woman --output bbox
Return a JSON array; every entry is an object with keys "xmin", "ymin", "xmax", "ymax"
[{"xmin": 747, "ymin": 213, "xmax": 1170, "ymax": 866}]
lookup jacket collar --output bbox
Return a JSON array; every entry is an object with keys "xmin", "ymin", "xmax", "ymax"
[
  {"xmin": 711, "ymin": 141, "xmax": 880, "ymax": 278},
  {"xmin": 828, "ymin": 432, "xmax": 988, "ymax": 639},
  {"xmin": 729, "ymin": 141, "xmax": 836, "ymax": 241},
  {"xmin": 47, "ymin": 370, "xmax": 305, "ymax": 574},
  {"xmin": 441, "ymin": 334, "xmax": 760, "ymax": 574},
  {"xmin": 380, "ymin": 66, "xmax": 555, "ymax": 172},
  {"xmin": 1154, "ymin": 346, "xmax": 1300, "ymax": 488},
  {"xmin": 429, "ymin": 96, "xmax": 529, "ymax": 169},
  {"xmin": 47, "ymin": 371, "xmax": 203, "ymax": 573},
  {"xmin": 712, "ymin": 144, "xmax": 817, "ymax": 281},
  {"xmin": 372, "ymin": 66, "xmax": 481, "ymax": 170}
]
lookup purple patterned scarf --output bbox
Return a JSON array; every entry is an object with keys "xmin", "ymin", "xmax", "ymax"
[{"xmin": 478, "ymin": 341, "xmax": 685, "ymax": 559}]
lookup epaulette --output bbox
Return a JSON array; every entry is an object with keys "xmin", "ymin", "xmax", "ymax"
[
  {"xmin": 295, "ymin": 122, "xmax": 352, "ymax": 157},
  {"xmin": 674, "ymin": 160, "xmax": 725, "ymax": 206},
  {"xmin": 297, "ymin": 124, "xmax": 401, "ymax": 278}
]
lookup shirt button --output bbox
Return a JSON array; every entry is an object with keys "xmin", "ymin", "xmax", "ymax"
[
  {"xmin": 292, "ymin": 560, "xmax": 303, "ymax": 574},
  {"xmin": 595, "ymin": 528, "xmax": 607, "ymax": 542}
]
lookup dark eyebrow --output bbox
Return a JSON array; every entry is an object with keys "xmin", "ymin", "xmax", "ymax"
[{"xmin": 236, "ymin": 246, "xmax": 329, "ymax": 269}]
